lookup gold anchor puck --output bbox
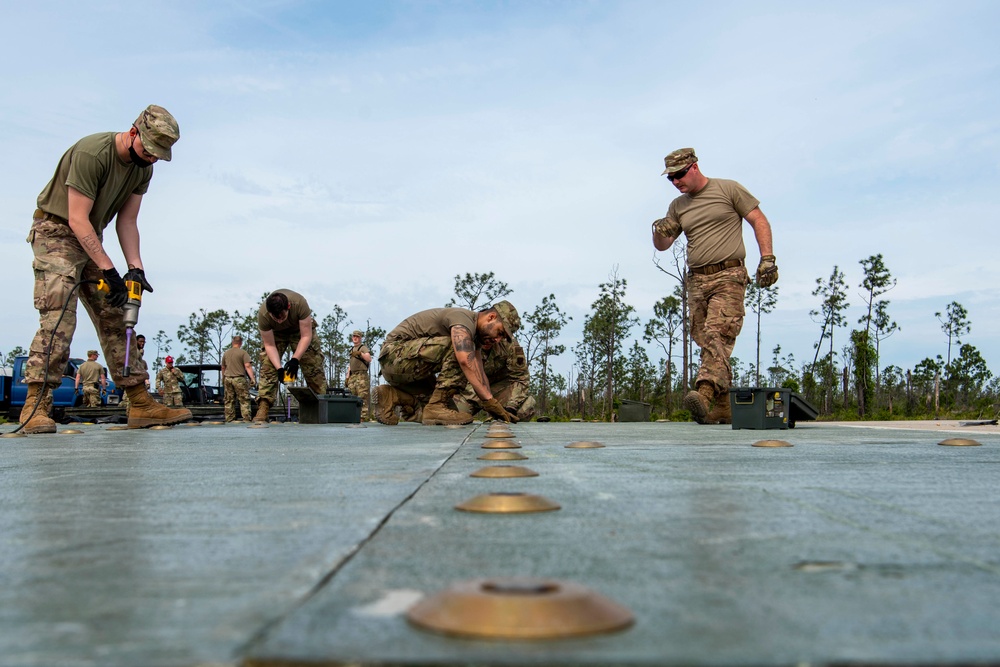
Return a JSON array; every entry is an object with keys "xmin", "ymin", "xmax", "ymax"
[
  {"xmin": 407, "ymin": 577, "xmax": 634, "ymax": 639},
  {"xmin": 481, "ymin": 440, "xmax": 521, "ymax": 449},
  {"xmin": 566, "ymin": 441, "xmax": 604, "ymax": 449},
  {"xmin": 478, "ymin": 451, "xmax": 528, "ymax": 461},
  {"xmin": 470, "ymin": 465, "xmax": 539, "ymax": 478},
  {"xmin": 938, "ymin": 438, "xmax": 982, "ymax": 446},
  {"xmin": 752, "ymin": 439, "xmax": 793, "ymax": 447},
  {"xmin": 455, "ymin": 492, "xmax": 560, "ymax": 514}
]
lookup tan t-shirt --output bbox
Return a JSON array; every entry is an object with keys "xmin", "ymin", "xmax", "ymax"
[
  {"xmin": 221, "ymin": 347, "xmax": 252, "ymax": 377},
  {"xmin": 36, "ymin": 132, "xmax": 152, "ymax": 237},
  {"xmin": 257, "ymin": 289, "xmax": 314, "ymax": 337},
  {"xmin": 663, "ymin": 178, "xmax": 760, "ymax": 268},
  {"xmin": 385, "ymin": 308, "xmax": 478, "ymax": 344},
  {"xmin": 349, "ymin": 344, "xmax": 371, "ymax": 375},
  {"xmin": 78, "ymin": 360, "xmax": 104, "ymax": 384}
]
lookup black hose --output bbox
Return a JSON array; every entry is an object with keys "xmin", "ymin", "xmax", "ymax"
[{"xmin": 11, "ymin": 279, "xmax": 101, "ymax": 434}]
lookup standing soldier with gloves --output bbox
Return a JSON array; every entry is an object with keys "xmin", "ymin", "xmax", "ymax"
[
  {"xmin": 652, "ymin": 147, "xmax": 778, "ymax": 424},
  {"xmin": 21, "ymin": 104, "xmax": 192, "ymax": 433},
  {"xmin": 253, "ymin": 289, "xmax": 327, "ymax": 423},
  {"xmin": 375, "ymin": 301, "xmax": 521, "ymax": 426},
  {"xmin": 345, "ymin": 329, "xmax": 372, "ymax": 421},
  {"xmin": 156, "ymin": 356, "xmax": 185, "ymax": 407}
]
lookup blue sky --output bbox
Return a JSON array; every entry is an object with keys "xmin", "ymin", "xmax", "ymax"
[{"xmin": 2, "ymin": 1, "xmax": 998, "ymax": 384}]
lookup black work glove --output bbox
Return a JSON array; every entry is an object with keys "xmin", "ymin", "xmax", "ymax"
[
  {"xmin": 124, "ymin": 267, "xmax": 154, "ymax": 293},
  {"xmin": 102, "ymin": 268, "xmax": 129, "ymax": 308},
  {"xmin": 283, "ymin": 357, "xmax": 300, "ymax": 380}
]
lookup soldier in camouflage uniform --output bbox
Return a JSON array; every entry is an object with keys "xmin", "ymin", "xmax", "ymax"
[
  {"xmin": 221, "ymin": 335, "xmax": 256, "ymax": 422},
  {"xmin": 456, "ymin": 336, "xmax": 535, "ymax": 421},
  {"xmin": 156, "ymin": 356, "xmax": 185, "ymax": 407},
  {"xmin": 375, "ymin": 301, "xmax": 521, "ymax": 426},
  {"xmin": 345, "ymin": 330, "xmax": 372, "ymax": 421},
  {"xmin": 652, "ymin": 148, "xmax": 778, "ymax": 424},
  {"xmin": 254, "ymin": 289, "xmax": 327, "ymax": 422},
  {"xmin": 21, "ymin": 105, "xmax": 192, "ymax": 433},
  {"xmin": 74, "ymin": 350, "xmax": 106, "ymax": 407}
]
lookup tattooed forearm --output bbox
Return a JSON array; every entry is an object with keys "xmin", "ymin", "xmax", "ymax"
[{"xmin": 452, "ymin": 326, "xmax": 475, "ymax": 354}]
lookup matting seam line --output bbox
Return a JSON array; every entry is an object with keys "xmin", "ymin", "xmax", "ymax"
[
  {"xmin": 764, "ymin": 488, "xmax": 1000, "ymax": 576},
  {"xmin": 233, "ymin": 427, "xmax": 478, "ymax": 659}
]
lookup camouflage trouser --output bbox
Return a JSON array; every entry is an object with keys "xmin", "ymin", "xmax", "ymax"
[
  {"xmin": 162, "ymin": 391, "xmax": 184, "ymax": 407},
  {"xmin": 25, "ymin": 218, "xmax": 148, "ymax": 388},
  {"xmin": 257, "ymin": 335, "xmax": 326, "ymax": 406},
  {"xmin": 223, "ymin": 376, "xmax": 252, "ymax": 422},
  {"xmin": 456, "ymin": 379, "xmax": 537, "ymax": 421},
  {"xmin": 82, "ymin": 385, "xmax": 101, "ymax": 407},
  {"xmin": 688, "ymin": 266, "xmax": 749, "ymax": 393},
  {"xmin": 379, "ymin": 336, "xmax": 466, "ymax": 400},
  {"xmin": 345, "ymin": 372, "xmax": 370, "ymax": 420}
]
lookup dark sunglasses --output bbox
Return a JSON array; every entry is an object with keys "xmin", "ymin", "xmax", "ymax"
[{"xmin": 667, "ymin": 164, "xmax": 694, "ymax": 182}]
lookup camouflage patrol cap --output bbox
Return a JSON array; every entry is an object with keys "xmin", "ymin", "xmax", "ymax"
[
  {"xmin": 87, "ymin": 350, "xmax": 99, "ymax": 357},
  {"xmin": 134, "ymin": 105, "xmax": 180, "ymax": 161},
  {"xmin": 351, "ymin": 330, "xmax": 363, "ymax": 337},
  {"xmin": 492, "ymin": 300, "xmax": 521, "ymax": 340},
  {"xmin": 661, "ymin": 147, "xmax": 697, "ymax": 176}
]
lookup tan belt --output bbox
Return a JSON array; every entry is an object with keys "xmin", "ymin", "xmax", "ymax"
[
  {"xmin": 33, "ymin": 208, "xmax": 69, "ymax": 225},
  {"xmin": 689, "ymin": 258, "xmax": 744, "ymax": 276}
]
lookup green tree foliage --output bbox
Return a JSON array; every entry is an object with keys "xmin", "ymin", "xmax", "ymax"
[
  {"xmin": 622, "ymin": 340, "xmax": 656, "ymax": 403},
  {"xmin": 936, "ymin": 301, "xmax": 971, "ymax": 366},
  {"xmin": 850, "ymin": 329, "xmax": 877, "ymax": 417},
  {"xmin": 522, "ymin": 294, "xmax": 570, "ymax": 416},
  {"xmin": 580, "ymin": 267, "xmax": 638, "ymax": 419},
  {"xmin": 643, "ymin": 293, "xmax": 683, "ymax": 414},
  {"xmin": 318, "ymin": 305, "xmax": 351, "ymax": 386},
  {"xmin": 945, "ymin": 344, "xmax": 992, "ymax": 410},
  {"xmin": 149, "ymin": 330, "xmax": 173, "ymax": 373},
  {"xmin": 3, "ymin": 345, "xmax": 27, "ymax": 368},
  {"xmin": 745, "ymin": 282, "xmax": 778, "ymax": 386},
  {"xmin": 856, "ymin": 254, "xmax": 896, "ymax": 415},
  {"xmin": 810, "ymin": 266, "xmax": 850, "ymax": 411},
  {"xmin": 446, "ymin": 272, "xmax": 512, "ymax": 310},
  {"xmin": 177, "ymin": 309, "xmax": 233, "ymax": 365}
]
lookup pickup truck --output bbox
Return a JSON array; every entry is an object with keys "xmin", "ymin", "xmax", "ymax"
[{"xmin": 1, "ymin": 355, "xmax": 120, "ymax": 421}]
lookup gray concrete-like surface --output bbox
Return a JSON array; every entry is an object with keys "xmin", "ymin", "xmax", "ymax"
[{"xmin": 2, "ymin": 420, "xmax": 999, "ymax": 666}]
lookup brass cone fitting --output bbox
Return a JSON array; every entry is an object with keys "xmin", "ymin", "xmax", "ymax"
[
  {"xmin": 407, "ymin": 577, "xmax": 634, "ymax": 639},
  {"xmin": 484, "ymin": 431, "xmax": 514, "ymax": 439},
  {"xmin": 481, "ymin": 440, "xmax": 521, "ymax": 449},
  {"xmin": 752, "ymin": 439, "xmax": 793, "ymax": 448},
  {"xmin": 470, "ymin": 465, "xmax": 539, "ymax": 478},
  {"xmin": 939, "ymin": 438, "xmax": 982, "ymax": 446},
  {"xmin": 478, "ymin": 451, "xmax": 528, "ymax": 461},
  {"xmin": 58, "ymin": 429, "xmax": 83, "ymax": 435},
  {"xmin": 455, "ymin": 492, "xmax": 560, "ymax": 513},
  {"xmin": 566, "ymin": 441, "xmax": 604, "ymax": 448}
]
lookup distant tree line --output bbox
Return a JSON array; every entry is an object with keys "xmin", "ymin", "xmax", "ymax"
[{"xmin": 5, "ymin": 257, "xmax": 995, "ymax": 421}]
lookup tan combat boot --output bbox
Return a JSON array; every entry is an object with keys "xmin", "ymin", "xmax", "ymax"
[
  {"xmin": 126, "ymin": 385, "xmax": 193, "ymax": 428},
  {"xmin": 374, "ymin": 385, "xmax": 401, "ymax": 425},
  {"xmin": 422, "ymin": 388, "xmax": 473, "ymax": 426},
  {"xmin": 683, "ymin": 382, "xmax": 717, "ymax": 425},
  {"xmin": 705, "ymin": 389, "xmax": 732, "ymax": 424},
  {"xmin": 253, "ymin": 398, "xmax": 272, "ymax": 423},
  {"xmin": 19, "ymin": 383, "xmax": 57, "ymax": 434}
]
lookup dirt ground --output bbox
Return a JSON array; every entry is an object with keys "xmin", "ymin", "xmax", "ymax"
[{"xmin": 819, "ymin": 419, "xmax": 1000, "ymax": 435}]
